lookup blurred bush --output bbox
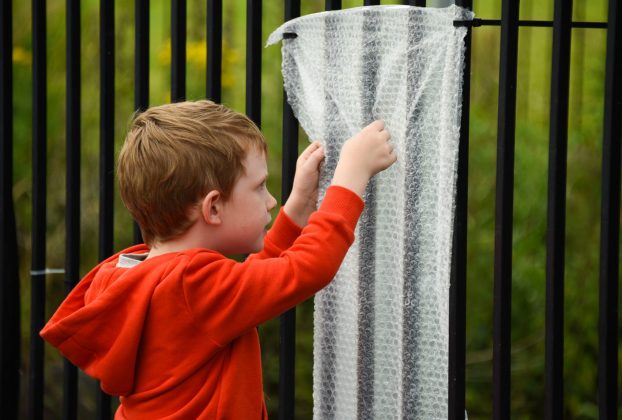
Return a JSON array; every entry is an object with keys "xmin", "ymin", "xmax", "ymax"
[{"xmin": 9, "ymin": 0, "xmax": 616, "ymax": 418}]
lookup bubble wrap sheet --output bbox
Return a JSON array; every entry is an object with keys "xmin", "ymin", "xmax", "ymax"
[{"xmin": 268, "ymin": 5, "xmax": 472, "ymax": 419}]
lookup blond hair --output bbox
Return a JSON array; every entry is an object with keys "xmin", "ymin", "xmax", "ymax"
[{"xmin": 117, "ymin": 100, "xmax": 267, "ymax": 246}]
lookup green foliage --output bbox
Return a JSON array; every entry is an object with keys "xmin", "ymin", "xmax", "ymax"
[{"xmin": 10, "ymin": 0, "xmax": 618, "ymax": 418}]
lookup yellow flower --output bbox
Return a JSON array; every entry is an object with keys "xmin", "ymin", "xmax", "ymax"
[
  {"xmin": 157, "ymin": 38, "xmax": 240, "ymax": 88},
  {"xmin": 158, "ymin": 39, "xmax": 171, "ymax": 65},
  {"xmin": 187, "ymin": 40, "xmax": 206, "ymax": 68},
  {"xmin": 13, "ymin": 47, "xmax": 32, "ymax": 65}
]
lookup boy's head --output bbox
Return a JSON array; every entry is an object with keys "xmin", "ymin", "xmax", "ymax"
[{"xmin": 118, "ymin": 100, "xmax": 267, "ymax": 246}]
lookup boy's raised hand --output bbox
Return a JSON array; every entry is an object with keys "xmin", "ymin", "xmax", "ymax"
[
  {"xmin": 283, "ymin": 141, "xmax": 325, "ymax": 227},
  {"xmin": 283, "ymin": 121, "xmax": 395, "ymax": 225},
  {"xmin": 331, "ymin": 120, "xmax": 397, "ymax": 197}
]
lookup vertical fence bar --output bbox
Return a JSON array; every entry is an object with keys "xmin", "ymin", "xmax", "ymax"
[
  {"xmin": 493, "ymin": 0, "xmax": 519, "ymax": 419},
  {"xmin": 0, "ymin": 1, "xmax": 20, "ymax": 417},
  {"xmin": 172, "ymin": 0, "xmax": 186, "ymax": 102},
  {"xmin": 206, "ymin": 0, "xmax": 222, "ymax": 102},
  {"xmin": 100, "ymin": 0, "xmax": 115, "ymax": 269},
  {"xmin": 364, "ymin": 0, "xmax": 380, "ymax": 6},
  {"xmin": 246, "ymin": 0, "xmax": 262, "ymax": 126},
  {"xmin": 30, "ymin": 0, "xmax": 47, "ymax": 418},
  {"xmin": 99, "ymin": 0, "xmax": 115, "ymax": 257},
  {"xmin": 404, "ymin": 0, "xmax": 426, "ymax": 6},
  {"xmin": 279, "ymin": 2, "xmax": 300, "ymax": 417},
  {"xmin": 135, "ymin": 0, "xmax": 149, "ymax": 113},
  {"xmin": 325, "ymin": 0, "xmax": 341, "ymax": 10},
  {"xmin": 98, "ymin": 0, "xmax": 115, "ymax": 417},
  {"xmin": 64, "ymin": 0, "xmax": 80, "ymax": 418},
  {"xmin": 133, "ymin": 0, "xmax": 149, "ymax": 245},
  {"xmin": 545, "ymin": 1, "xmax": 572, "ymax": 418},
  {"xmin": 598, "ymin": 0, "xmax": 621, "ymax": 417},
  {"xmin": 449, "ymin": 1, "xmax": 472, "ymax": 419},
  {"xmin": 570, "ymin": 1, "xmax": 585, "ymax": 131}
]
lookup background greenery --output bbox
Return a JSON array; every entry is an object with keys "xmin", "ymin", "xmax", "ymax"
[{"xmin": 9, "ymin": 0, "xmax": 618, "ymax": 418}]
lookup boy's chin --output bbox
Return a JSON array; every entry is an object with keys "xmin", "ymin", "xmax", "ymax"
[
  {"xmin": 224, "ymin": 234, "xmax": 266, "ymax": 255},
  {"xmin": 230, "ymin": 240, "xmax": 264, "ymax": 256},
  {"xmin": 249, "ymin": 237, "xmax": 266, "ymax": 254},
  {"xmin": 249, "ymin": 242, "xmax": 264, "ymax": 254}
]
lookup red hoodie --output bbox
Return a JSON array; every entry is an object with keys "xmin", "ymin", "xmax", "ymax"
[{"xmin": 41, "ymin": 186, "xmax": 363, "ymax": 419}]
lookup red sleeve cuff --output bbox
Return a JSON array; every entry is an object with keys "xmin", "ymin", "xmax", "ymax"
[
  {"xmin": 267, "ymin": 207, "xmax": 304, "ymax": 251},
  {"xmin": 318, "ymin": 185, "xmax": 365, "ymax": 229}
]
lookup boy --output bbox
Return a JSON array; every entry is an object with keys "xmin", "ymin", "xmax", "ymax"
[{"xmin": 41, "ymin": 100, "xmax": 396, "ymax": 419}]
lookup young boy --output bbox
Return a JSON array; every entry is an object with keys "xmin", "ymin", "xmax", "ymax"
[{"xmin": 41, "ymin": 100, "xmax": 396, "ymax": 419}]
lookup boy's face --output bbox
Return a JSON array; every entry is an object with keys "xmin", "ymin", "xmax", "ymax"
[{"xmin": 218, "ymin": 147, "xmax": 277, "ymax": 254}]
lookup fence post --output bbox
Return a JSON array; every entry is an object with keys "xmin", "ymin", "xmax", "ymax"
[
  {"xmin": 325, "ymin": 0, "xmax": 341, "ymax": 9},
  {"xmin": 64, "ymin": 0, "xmax": 81, "ymax": 418},
  {"xmin": 29, "ymin": 0, "xmax": 48, "ymax": 418},
  {"xmin": 246, "ymin": 0, "xmax": 262, "ymax": 127},
  {"xmin": 545, "ymin": 1, "xmax": 572, "ymax": 418},
  {"xmin": 403, "ymin": 0, "xmax": 426, "ymax": 6},
  {"xmin": 598, "ymin": 0, "xmax": 621, "ymax": 418},
  {"xmin": 279, "ymin": 1, "xmax": 301, "ymax": 418},
  {"xmin": 449, "ymin": 1, "xmax": 472, "ymax": 419},
  {"xmin": 493, "ymin": 0, "xmax": 519, "ymax": 419},
  {"xmin": 172, "ymin": 0, "xmax": 186, "ymax": 102},
  {"xmin": 0, "ymin": 1, "xmax": 20, "ymax": 417},
  {"xmin": 135, "ymin": 0, "xmax": 149, "ymax": 115},
  {"xmin": 97, "ymin": 0, "xmax": 116, "ymax": 417},
  {"xmin": 206, "ymin": 0, "xmax": 222, "ymax": 102},
  {"xmin": 133, "ymin": 0, "xmax": 149, "ymax": 245}
]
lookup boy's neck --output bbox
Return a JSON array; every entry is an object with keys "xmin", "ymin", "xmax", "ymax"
[{"xmin": 146, "ymin": 218, "xmax": 218, "ymax": 259}]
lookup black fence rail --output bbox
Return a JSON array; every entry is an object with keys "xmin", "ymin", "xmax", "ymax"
[{"xmin": 1, "ymin": 0, "xmax": 620, "ymax": 419}]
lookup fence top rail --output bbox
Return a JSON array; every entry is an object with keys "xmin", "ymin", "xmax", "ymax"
[{"xmin": 454, "ymin": 18, "xmax": 607, "ymax": 28}]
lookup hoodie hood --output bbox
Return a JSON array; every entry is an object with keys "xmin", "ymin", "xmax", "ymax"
[{"xmin": 41, "ymin": 244, "xmax": 156, "ymax": 396}]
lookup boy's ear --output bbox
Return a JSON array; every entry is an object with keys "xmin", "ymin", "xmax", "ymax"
[{"xmin": 201, "ymin": 190, "xmax": 223, "ymax": 225}]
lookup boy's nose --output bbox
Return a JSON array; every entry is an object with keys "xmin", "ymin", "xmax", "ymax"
[{"xmin": 267, "ymin": 194, "xmax": 277, "ymax": 211}]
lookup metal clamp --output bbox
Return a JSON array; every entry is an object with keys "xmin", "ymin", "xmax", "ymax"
[{"xmin": 30, "ymin": 268, "xmax": 65, "ymax": 276}]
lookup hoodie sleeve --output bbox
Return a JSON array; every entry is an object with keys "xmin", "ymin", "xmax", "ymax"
[
  {"xmin": 182, "ymin": 185, "xmax": 363, "ymax": 346},
  {"xmin": 245, "ymin": 207, "xmax": 303, "ymax": 261}
]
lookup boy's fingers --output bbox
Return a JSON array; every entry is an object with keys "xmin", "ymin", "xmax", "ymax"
[
  {"xmin": 304, "ymin": 147, "xmax": 325, "ymax": 169},
  {"xmin": 367, "ymin": 120, "xmax": 384, "ymax": 131},
  {"xmin": 299, "ymin": 141, "xmax": 322, "ymax": 161},
  {"xmin": 309, "ymin": 146, "xmax": 325, "ymax": 161}
]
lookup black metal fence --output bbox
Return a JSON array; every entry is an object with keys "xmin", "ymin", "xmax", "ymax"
[{"xmin": 1, "ymin": 0, "xmax": 620, "ymax": 419}]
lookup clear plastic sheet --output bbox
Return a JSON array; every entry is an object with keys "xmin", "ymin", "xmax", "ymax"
[{"xmin": 268, "ymin": 5, "xmax": 473, "ymax": 419}]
